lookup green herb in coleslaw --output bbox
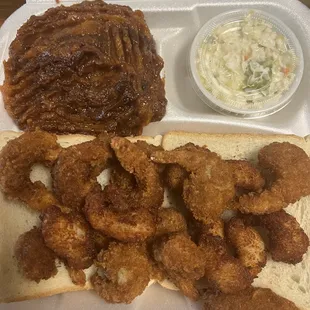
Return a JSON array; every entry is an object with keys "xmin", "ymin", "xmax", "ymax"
[{"xmin": 197, "ymin": 12, "xmax": 296, "ymax": 108}]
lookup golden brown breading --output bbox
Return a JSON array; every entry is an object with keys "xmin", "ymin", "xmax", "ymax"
[
  {"xmin": 152, "ymin": 144, "xmax": 235, "ymax": 222},
  {"xmin": 92, "ymin": 230, "xmax": 111, "ymax": 254},
  {"xmin": 204, "ymin": 287, "xmax": 299, "ymax": 310},
  {"xmin": 199, "ymin": 221, "xmax": 252, "ymax": 294},
  {"xmin": 227, "ymin": 160, "xmax": 265, "ymax": 192},
  {"xmin": 111, "ymin": 137, "xmax": 164, "ymax": 210},
  {"xmin": 225, "ymin": 217, "xmax": 267, "ymax": 278},
  {"xmin": 164, "ymin": 164, "xmax": 188, "ymax": 192},
  {"xmin": 84, "ymin": 188, "xmax": 156, "ymax": 242},
  {"xmin": 41, "ymin": 206, "xmax": 96, "ymax": 270},
  {"xmin": 153, "ymin": 234, "xmax": 205, "ymax": 300},
  {"xmin": 252, "ymin": 210, "xmax": 309, "ymax": 264},
  {"xmin": 15, "ymin": 226, "xmax": 58, "ymax": 283},
  {"xmin": 237, "ymin": 142, "xmax": 310, "ymax": 214},
  {"xmin": 91, "ymin": 243, "xmax": 151, "ymax": 303},
  {"xmin": 66, "ymin": 266, "xmax": 86, "ymax": 287},
  {"xmin": 52, "ymin": 134, "xmax": 113, "ymax": 210},
  {"xmin": 0, "ymin": 131, "xmax": 61, "ymax": 210},
  {"xmin": 155, "ymin": 208, "xmax": 187, "ymax": 237}
]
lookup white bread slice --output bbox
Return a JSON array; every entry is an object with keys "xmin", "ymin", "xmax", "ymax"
[
  {"xmin": 161, "ymin": 131, "xmax": 310, "ymax": 310},
  {"xmin": 0, "ymin": 131, "xmax": 162, "ymax": 303}
]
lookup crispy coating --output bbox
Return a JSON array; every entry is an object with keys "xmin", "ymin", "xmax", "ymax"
[
  {"xmin": 84, "ymin": 188, "xmax": 156, "ymax": 242},
  {"xmin": 15, "ymin": 226, "xmax": 58, "ymax": 283},
  {"xmin": 204, "ymin": 287, "xmax": 299, "ymax": 310},
  {"xmin": 225, "ymin": 217, "xmax": 267, "ymax": 277},
  {"xmin": 164, "ymin": 164, "xmax": 188, "ymax": 192},
  {"xmin": 66, "ymin": 266, "xmax": 86, "ymax": 286},
  {"xmin": 238, "ymin": 142, "xmax": 310, "ymax": 214},
  {"xmin": 250, "ymin": 210, "xmax": 309, "ymax": 264},
  {"xmin": 227, "ymin": 160, "xmax": 265, "ymax": 192},
  {"xmin": 111, "ymin": 137, "xmax": 164, "ymax": 210},
  {"xmin": 152, "ymin": 144, "xmax": 235, "ymax": 222},
  {"xmin": 155, "ymin": 208, "xmax": 187, "ymax": 237},
  {"xmin": 153, "ymin": 234, "xmax": 205, "ymax": 300},
  {"xmin": 0, "ymin": 131, "xmax": 61, "ymax": 210},
  {"xmin": 92, "ymin": 230, "xmax": 111, "ymax": 254},
  {"xmin": 41, "ymin": 206, "xmax": 96, "ymax": 269},
  {"xmin": 91, "ymin": 242, "xmax": 151, "ymax": 304},
  {"xmin": 199, "ymin": 222, "xmax": 252, "ymax": 294},
  {"xmin": 52, "ymin": 134, "xmax": 113, "ymax": 210}
]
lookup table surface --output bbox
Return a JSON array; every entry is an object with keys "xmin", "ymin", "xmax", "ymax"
[{"xmin": 0, "ymin": 0, "xmax": 310, "ymax": 25}]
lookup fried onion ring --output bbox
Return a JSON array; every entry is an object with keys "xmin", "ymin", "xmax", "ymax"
[
  {"xmin": 91, "ymin": 242, "xmax": 151, "ymax": 304},
  {"xmin": 41, "ymin": 206, "xmax": 96, "ymax": 270},
  {"xmin": 0, "ymin": 131, "xmax": 61, "ymax": 210}
]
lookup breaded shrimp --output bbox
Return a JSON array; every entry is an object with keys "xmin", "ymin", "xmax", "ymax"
[
  {"xmin": 41, "ymin": 206, "xmax": 96, "ymax": 270},
  {"xmin": 91, "ymin": 243, "xmax": 151, "ymax": 303},
  {"xmin": 225, "ymin": 217, "xmax": 267, "ymax": 277},
  {"xmin": 0, "ymin": 131, "xmax": 61, "ymax": 210}
]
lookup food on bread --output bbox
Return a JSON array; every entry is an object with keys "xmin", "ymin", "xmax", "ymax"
[
  {"xmin": 0, "ymin": 131, "xmax": 61, "ymax": 210},
  {"xmin": 199, "ymin": 221, "xmax": 253, "ymax": 294},
  {"xmin": 153, "ymin": 234, "xmax": 206, "ymax": 300},
  {"xmin": 1, "ymin": 0, "xmax": 167, "ymax": 136},
  {"xmin": 225, "ymin": 217, "xmax": 267, "ymax": 278},
  {"xmin": 91, "ymin": 243, "xmax": 152, "ymax": 303},
  {"xmin": 0, "ymin": 130, "xmax": 309, "ymax": 310},
  {"xmin": 84, "ymin": 187, "xmax": 156, "ymax": 242},
  {"xmin": 203, "ymin": 287, "xmax": 299, "ymax": 310},
  {"xmin": 41, "ymin": 206, "xmax": 96, "ymax": 271},
  {"xmin": 52, "ymin": 134, "xmax": 113, "ymax": 210},
  {"xmin": 152, "ymin": 143, "xmax": 235, "ymax": 222},
  {"xmin": 15, "ymin": 227, "xmax": 58, "ymax": 283},
  {"xmin": 237, "ymin": 142, "xmax": 310, "ymax": 214},
  {"xmin": 242, "ymin": 210, "xmax": 309, "ymax": 264}
]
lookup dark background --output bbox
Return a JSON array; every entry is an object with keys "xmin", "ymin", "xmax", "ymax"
[{"xmin": 0, "ymin": 0, "xmax": 310, "ymax": 25}]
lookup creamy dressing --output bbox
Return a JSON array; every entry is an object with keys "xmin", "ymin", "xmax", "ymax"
[{"xmin": 197, "ymin": 13, "xmax": 296, "ymax": 109}]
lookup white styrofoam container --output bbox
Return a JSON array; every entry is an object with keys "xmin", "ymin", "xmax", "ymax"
[{"xmin": 0, "ymin": 0, "xmax": 309, "ymax": 309}]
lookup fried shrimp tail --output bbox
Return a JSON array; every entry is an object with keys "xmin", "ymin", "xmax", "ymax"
[
  {"xmin": 0, "ymin": 131, "xmax": 61, "ymax": 210},
  {"xmin": 91, "ymin": 243, "xmax": 151, "ymax": 304},
  {"xmin": 225, "ymin": 217, "xmax": 267, "ymax": 277},
  {"xmin": 15, "ymin": 226, "xmax": 58, "ymax": 282},
  {"xmin": 237, "ymin": 142, "xmax": 310, "ymax": 214},
  {"xmin": 153, "ymin": 234, "xmax": 205, "ymax": 300},
  {"xmin": 52, "ymin": 134, "xmax": 113, "ymax": 210},
  {"xmin": 41, "ymin": 206, "xmax": 96, "ymax": 270}
]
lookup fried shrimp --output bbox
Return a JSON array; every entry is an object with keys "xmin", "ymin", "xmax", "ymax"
[
  {"xmin": 52, "ymin": 134, "xmax": 113, "ymax": 210},
  {"xmin": 204, "ymin": 287, "xmax": 299, "ymax": 310},
  {"xmin": 155, "ymin": 208, "xmax": 187, "ymax": 237},
  {"xmin": 245, "ymin": 210, "xmax": 309, "ymax": 264},
  {"xmin": 111, "ymin": 137, "xmax": 164, "ymax": 210},
  {"xmin": 153, "ymin": 234, "xmax": 205, "ymax": 300},
  {"xmin": 225, "ymin": 217, "xmax": 267, "ymax": 278},
  {"xmin": 199, "ymin": 220, "xmax": 252, "ymax": 294},
  {"xmin": 227, "ymin": 160, "xmax": 265, "ymax": 192},
  {"xmin": 15, "ymin": 226, "xmax": 58, "ymax": 283},
  {"xmin": 66, "ymin": 266, "xmax": 86, "ymax": 286},
  {"xmin": 41, "ymin": 206, "xmax": 96, "ymax": 270},
  {"xmin": 91, "ymin": 243, "xmax": 151, "ymax": 304},
  {"xmin": 152, "ymin": 144, "xmax": 235, "ymax": 222},
  {"xmin": 84, "ymin": 188, "xmax": 156, "ymax": 242},
  {"xmin": 164, "ymin": 164, "xmax": 188, "ymax": 192},
  {"xmin": 237, "ymin": 142, "xmax": 310, "ymax": 214},
  {"xmin": 0, "ymin": 131, "xmax": 61, "ymax": 210}
]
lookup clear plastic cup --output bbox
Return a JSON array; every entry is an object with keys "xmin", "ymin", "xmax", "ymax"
[{"xmin": 189, "ymin": 9, "xmax": 304, "ymax": 118}]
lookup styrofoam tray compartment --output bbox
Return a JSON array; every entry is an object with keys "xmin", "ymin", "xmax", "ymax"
[{"xmin": 0, "ymin": 1, "xmax": 310, "ymax": 310}]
